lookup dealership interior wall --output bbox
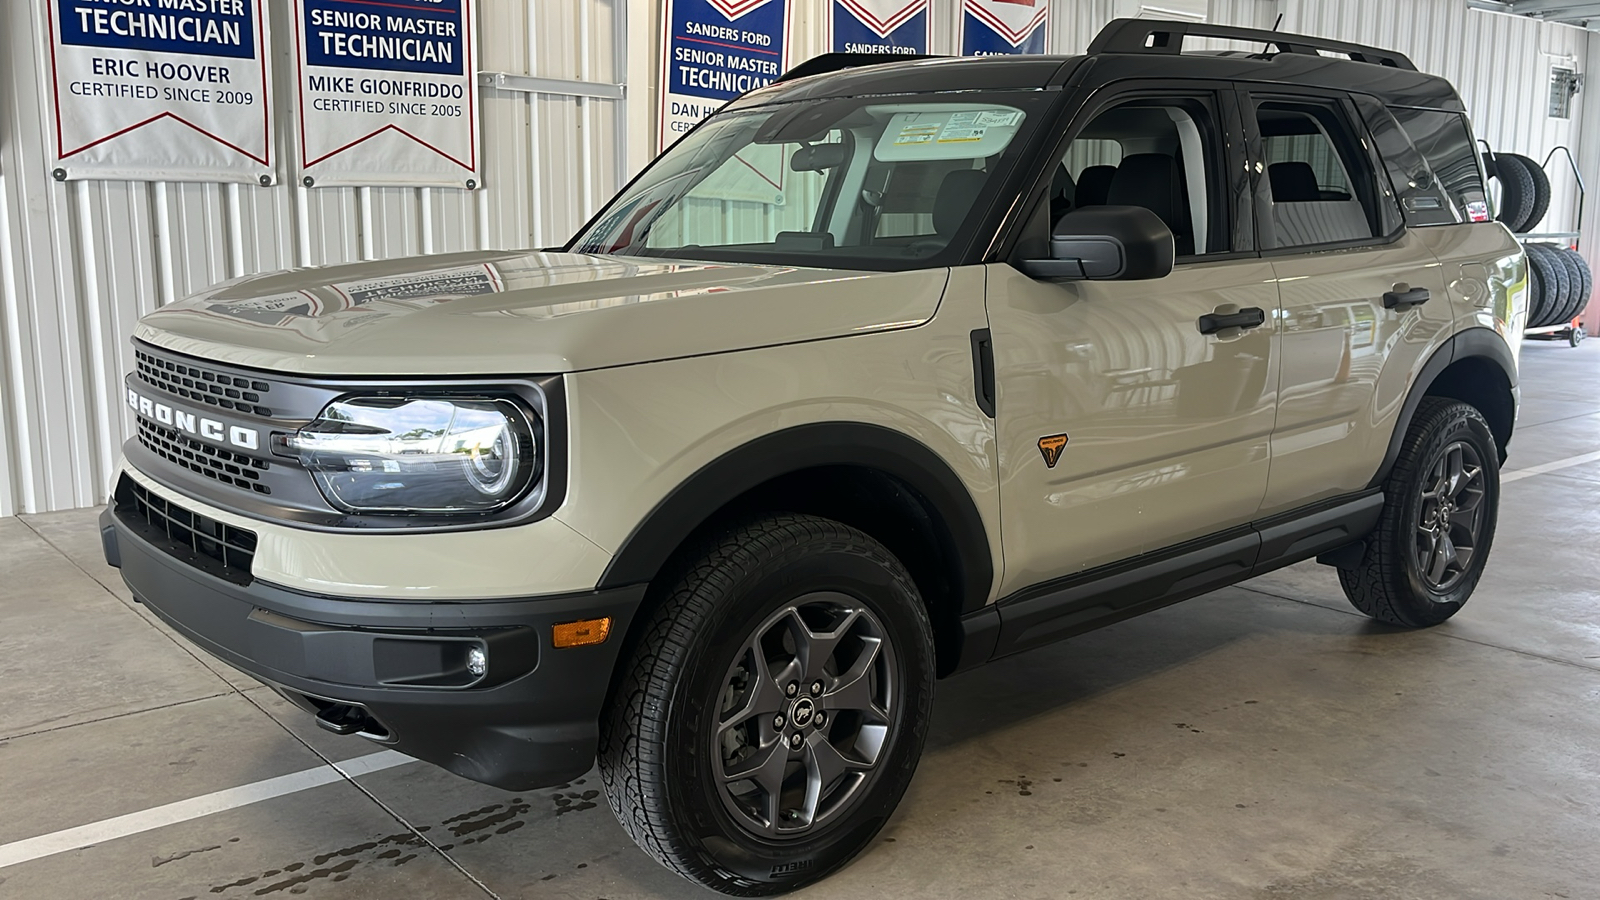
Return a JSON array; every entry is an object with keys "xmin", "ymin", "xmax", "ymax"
[{"xmin": 1, "ymin": 0, "xmax": 1597, "ymax": 518}]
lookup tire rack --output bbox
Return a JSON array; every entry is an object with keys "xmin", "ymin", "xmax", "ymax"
[{"xmin": 1519, "ymin": 147, "xmax": 1587, "ymax": 347}]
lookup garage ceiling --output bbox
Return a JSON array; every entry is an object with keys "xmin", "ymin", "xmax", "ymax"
[{"xmin": 1470, "ymin": 0, "xmax": 1600, "ymax": 29}]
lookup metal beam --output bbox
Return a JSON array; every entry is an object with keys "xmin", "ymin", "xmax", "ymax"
[
  {"xmin": 1506, "ymin": 0, "xmax": 1600, "ymax": 19},
  {"xmin": 476, "ymin": 72, "xmax": 626, "ymax": 100}
]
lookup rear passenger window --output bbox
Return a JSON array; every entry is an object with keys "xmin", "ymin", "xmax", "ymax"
[
  {"xmin": 1389, "ymin": 107, "xmax": 1490, "ymax": 224},
  {"xmin": 1255, "ymin": 99, "xmax": 1400, "ymax": 248}
]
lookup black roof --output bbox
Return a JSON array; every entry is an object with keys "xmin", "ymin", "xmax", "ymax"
[{"xmin": 729, "ymin": 18, "xmax": 1463, "ymax": 114}]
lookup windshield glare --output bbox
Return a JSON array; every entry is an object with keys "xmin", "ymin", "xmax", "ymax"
[{"xmin": 572, "ymin": 94, "xmax": 1045, "ymax": 269}]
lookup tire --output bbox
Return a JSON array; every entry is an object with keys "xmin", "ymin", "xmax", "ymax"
[
  {"xmin": 599, "ymin": 513, "xmax": 935, "ymax": 896},
  {"xmin": 1524, "ymin": 245, "xmax": 1549, "ymax": 327},
  {"xmin": 1556, "ymin": 248, "xmax": 1592, "ymax": 325},
  {"xmin": 1340, "ymin": 398, "xmax": 1499, "ymax": 628},
  {"xmin": 1501, "ymin": 154, "xmax": 1550, "ymax": 233},
  {"xmin": 1528, "ymin": 245, "xmax": 1571, "ymax": 328},
  {"xmin": 1491, "ymin": 152, "xmax": 1536, "ymax": 233}
]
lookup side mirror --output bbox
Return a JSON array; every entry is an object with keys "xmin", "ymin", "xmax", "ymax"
[{"xmin": 1019, "ymin": 206, "xmax": 1176, "ymax": 281}]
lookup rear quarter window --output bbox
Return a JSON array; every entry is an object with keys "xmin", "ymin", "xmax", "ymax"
[{"xmin": 1389, "ymin": 107, "xmax": 1489, "ymax": 223}]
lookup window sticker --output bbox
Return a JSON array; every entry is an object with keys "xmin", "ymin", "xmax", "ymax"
[
  {"xmin": 1466, "ymin": 200, "xmax": 1491, "ymax": 223},
  {"xmin": 874, "ymin": 105, "xmax": 1024, "ymax": 161}
]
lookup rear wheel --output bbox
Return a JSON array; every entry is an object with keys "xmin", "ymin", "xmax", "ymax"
[
  {"xmin": 599, "ymin": 514, "xmax": 935, "ymax": 896},
  {"xmin": 1340, "ymin": 398, "xmax": 1500, "ymax": 628}
]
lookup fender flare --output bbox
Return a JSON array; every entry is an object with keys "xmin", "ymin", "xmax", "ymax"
[
  {"xmin": 1366, "ymin": 327, "xmax": 1518, "ymax": 489},
  {"xmin": 596, "ymin": 422, "xmax": 995, "ymax": 615}
]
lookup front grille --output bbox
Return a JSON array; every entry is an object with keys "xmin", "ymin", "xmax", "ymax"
[
  {"xmin": 114, "ymin": 475, "xmax": 257, "ymax": 585},
  {"xmin": 137, "ymin": 418, "xmax": 272, "ymax": 495},
  {"xmin": 135, "ymin": 347, "xmax": 274, "ymax": 417}
]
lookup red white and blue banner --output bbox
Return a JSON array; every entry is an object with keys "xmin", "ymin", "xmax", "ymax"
[
  {"xmin": 961, "ymin": 0, "xmax": 1047, "ymax": 56},
  {"xmin": 43, "ymin": 0, "xmax": 274, "ymax": 183},
  {"xmin": 293, "ymin": 0, "xmax": 480, "ymax": 188},
  {"xmin": 659, "ymin": 0, "xmax": 792, "ymax": 152},
  {"xmin": 829, "ymin": 0, "xmax": 929, "ymax": 56}
]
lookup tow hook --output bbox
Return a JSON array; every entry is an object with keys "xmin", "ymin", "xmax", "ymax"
[{"xmin": 314, "ymin": 703, "xmax": 371, "ymax": 735}]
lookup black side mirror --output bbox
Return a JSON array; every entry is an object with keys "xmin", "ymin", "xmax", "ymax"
[{"xmin": 1019, "ymin": 206, "xmax": 1176, "ymax": 281}]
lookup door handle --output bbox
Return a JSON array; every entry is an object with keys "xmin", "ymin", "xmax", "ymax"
[
  {"xmin": 1197, "ymin": 306, "xmax": 1266, "ymax": 335},
  {"xmin": 1384, "ymin": 286, "xmax": 1431, "ymax": 309}
]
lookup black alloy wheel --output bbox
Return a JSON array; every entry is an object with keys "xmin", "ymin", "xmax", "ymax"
[
  {"xmin": 712, "ymin": 594, "xmax": 898, "ymax": 839},
  {"xmin": 1413, "ymin": 440, "xmax": 1487, "ymax": 592}
]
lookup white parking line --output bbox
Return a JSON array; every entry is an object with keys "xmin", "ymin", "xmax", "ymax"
[
  {"xmin": 1502, "ymin": 450, "xmax": 1600, "ymax": 484},
  {"xmin": 0, "ymin": 750, "xmax": 416, "ymax": 870}
]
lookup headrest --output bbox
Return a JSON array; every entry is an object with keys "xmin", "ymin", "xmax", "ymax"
[
  {"xmin": 1269, "ymin": 162, "xmax": 1322, "ymax": 202},
  {"xmin": 790, "ymin": 143, "xmax": 849, "ymax": 173},
  {"xmin": 1075, "ymin": 165, "xmax": 1117, "ymax": 207},
  {"xmin": 1107, "ymin": 154, "xmax": 1182, "ymax": 232},
  {"xmin": 933, "ymin": 169, "xmax": 987, "ymax": 236}
]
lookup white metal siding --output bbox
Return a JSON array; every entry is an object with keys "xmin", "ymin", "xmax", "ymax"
[{"xmin": 0, "ymin": 0, "xmax": 1593, "ymax": 516}]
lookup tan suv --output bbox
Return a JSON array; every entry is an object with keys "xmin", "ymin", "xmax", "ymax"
[{"xmin": 101, "ymin": 20, "xmax": 1525, "ymax": 896}]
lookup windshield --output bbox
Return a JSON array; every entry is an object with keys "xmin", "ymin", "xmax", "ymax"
[{"xmin": 570, "ymin": 92, "xmax": 1052, "ymax": 270}]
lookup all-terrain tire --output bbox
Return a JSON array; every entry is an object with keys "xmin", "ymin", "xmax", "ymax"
[
  {"xmin": 1339, "ymin": 398, "xmax": 1499, "ymax": 628},
  {"xmin": 1555, "ymin": 248, "xmax": 1592, "ymax": 325},
  {"xmin": 598, "ymin": 513, "xmax": 936, "ymax": 896},
  {"xmin": 1501, "ymin": 153, "xmax": 1550, "ymax": 233},
  {"xmin": 1528, "ymin": 244, "xmax": 1573, "ymax": 327},
  {"xmin": 1491, "ymin": 152, "xmax": 1536, "ymax": 233}
]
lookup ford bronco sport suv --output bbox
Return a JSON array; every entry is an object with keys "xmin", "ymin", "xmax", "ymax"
[{"xmin": 102, "ymin": 19, "xmax": 1524, "ymax": 895}]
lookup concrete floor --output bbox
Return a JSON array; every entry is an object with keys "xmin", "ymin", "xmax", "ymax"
[{"xmin": 3, "ymin": 341, "xmax": 1600, "ymax": 900}]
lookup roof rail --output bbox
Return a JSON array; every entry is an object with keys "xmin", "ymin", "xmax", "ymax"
[
  {"xmin": 777, "ymin": 52, "xmax": 945, "ymax": 84},
  {"xmin": 1087, "ymin": 18, "xmax": 1417, "ymax": 71}
]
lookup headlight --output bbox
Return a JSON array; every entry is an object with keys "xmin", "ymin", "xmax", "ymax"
[{"xmin": 289, "ymin": 396, "xmax": 538, "ymax": 514}]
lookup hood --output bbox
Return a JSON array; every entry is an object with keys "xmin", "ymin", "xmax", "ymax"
[{"xmin": 134, "ymin": 251, "xmax": 949, "ymax": 375}]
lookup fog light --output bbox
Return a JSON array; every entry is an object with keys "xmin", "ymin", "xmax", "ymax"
[
  {"xmin": 552, "ymin": 617, "xmax": 612, "ymax": 648},
  {"xmin": 467, "ymin": 646, "xmax": 488, "ymax": 677}
]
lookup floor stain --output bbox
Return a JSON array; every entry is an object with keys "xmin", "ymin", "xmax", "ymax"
[
  {"xmin": 153, "ymin": 844, "xmax": 221, "ymax": 868},
  {"xmin": 553, "ymin": 789, "xmax": 600, "ymax": 816},
  {"xmin": 201, "ymin": 793, "xmax": 551, "ymax": 896}
]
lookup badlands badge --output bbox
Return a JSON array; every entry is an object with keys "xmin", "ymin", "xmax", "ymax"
[{"xmin": 1037, "ymin": 434, "xmax": 1068, "ymax": 468}]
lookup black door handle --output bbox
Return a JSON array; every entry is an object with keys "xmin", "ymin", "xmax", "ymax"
[
  {"xmin": 1197, "ymin": 307, "xmax": 1266, "ymax": 335},
  {"xmin": 1384, "ymin": 287, "xmax": 1431, "ymax": 309}
]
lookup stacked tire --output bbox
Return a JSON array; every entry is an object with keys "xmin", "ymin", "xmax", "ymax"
[
  {"xmin": 1489, "ymin": 153, "xmax": 1551, "ymax": 234},
  {"xmin": 1524, "ymin": 243, "xmax": 1592, "ymax": 328}
]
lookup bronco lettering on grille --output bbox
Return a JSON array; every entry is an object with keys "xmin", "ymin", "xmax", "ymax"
[{"xmin": 128, "ymin": 388, "xmax": 260, "ymax": 451}]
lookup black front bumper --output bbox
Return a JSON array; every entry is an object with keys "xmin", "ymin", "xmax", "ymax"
[{"xmin": 101, "ymin": 506, "xmax": 644, "ymax": 790}]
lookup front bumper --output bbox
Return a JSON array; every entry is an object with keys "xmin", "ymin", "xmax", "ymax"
[{"xmin": 101, "ymin": 506, "xmax": 644, "ymax": 790}]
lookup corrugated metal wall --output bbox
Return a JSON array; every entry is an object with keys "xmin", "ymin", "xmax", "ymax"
[{"xmin": 1, "ymin": 0, "xmax": 1593, "ymax": 516}]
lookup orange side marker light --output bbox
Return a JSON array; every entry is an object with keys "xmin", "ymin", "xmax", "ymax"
[{"xmin": 553, "ymin": 617, "xmax": 613, "ymax": 648}]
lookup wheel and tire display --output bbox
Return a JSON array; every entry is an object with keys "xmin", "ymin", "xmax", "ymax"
[
  {"xmin": 600, "ymin": 514, "xmax": 935, "ymax": 896},
  {"xmin": 1340, "ymin": 398, "xmax": 1499, "ymax": 628},
  {"xmin": 1500, "ymin": 154, "xmax": 1550, "ymax": 233}
]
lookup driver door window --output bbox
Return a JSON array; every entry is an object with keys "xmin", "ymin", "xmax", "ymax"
[{"xmin": 1054, "ymin": 97, "xmax": 1233, "ymax": 257}]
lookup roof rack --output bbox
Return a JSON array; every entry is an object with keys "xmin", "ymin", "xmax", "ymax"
[
  {"xmin": 1087, "ymin": 18, "xmax": 1417, "ymax": 71},
  {"xmin": 776, "ymin": 52, "xmax": 945, "ymax": 84}
]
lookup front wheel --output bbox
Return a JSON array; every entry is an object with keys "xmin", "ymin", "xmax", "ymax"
[
  {"xmin": 599, "ymin": 514, "xmax": 935, "ymax": 896},
  {"xmin": 1340, "ymin": 398, "xmax": 1500, "ymax": 627}
]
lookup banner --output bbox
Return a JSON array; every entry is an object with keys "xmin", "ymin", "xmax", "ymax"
[
  {"xmin": 830, "ymin": 1, "xmax": 929, "ymax": 55},
  {"xmin": 43, "ymin": 0, "xmax": 274, "ymax": 183},
  {"xmin": 294, "ymin": 0, "xmax": 480, "ymax": 188},
  {"xmin": 961, "ymin": 0, "xmax": 1047, "ymax": 56},
  {"xmin": 659, "ymin": 0, "xmax": 792, "ymax": 152}
]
